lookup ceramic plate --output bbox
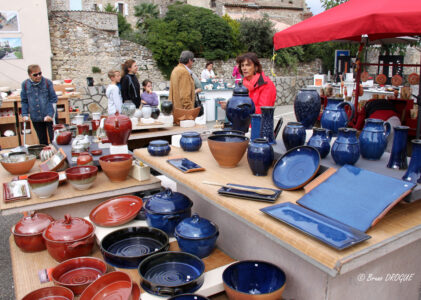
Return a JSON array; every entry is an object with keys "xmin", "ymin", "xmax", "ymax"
[
  {"xmin": 218, "ymin": 183, "xmax": 281, "ymax": 202},
  {"xmin": 90, "ymin": 195, "xmax": 143, "ymax": 227},
  {"xmin": 272, "ymin": 146, "xmax": 320, "ymax": 190},
  {"xmin": 297, "ymin": 165, "xmax": 415, "ymax": 232},
  {"xmin": 167, "ymin": 158, "xmax": 205, "ymax": 173},
  {"xmin": 261, "ymin": 202, "xmax": 371, "ymax": 250}
]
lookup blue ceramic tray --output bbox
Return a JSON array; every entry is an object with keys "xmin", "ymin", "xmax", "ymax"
[
  {"xmin": 261, "ymin": 202, "xmax": 371, "ymax": 250},
  {"xmin": 272, "ymin": 146, "xmax": 320, "ymax": 190},
  {"xmin": 218, "ymin": 184, "xmax": 281, "ymax": 202},
  {"xmin": 167, "ymin": 158, "xmax": 205, "ymax": 173},
  {"xmin": 297, "ymin": 165, "xmax": 415, "ymax": 232}
]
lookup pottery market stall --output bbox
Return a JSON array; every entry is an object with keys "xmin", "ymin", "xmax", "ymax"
[{"xmin": 134, "ymin": 144, "xmax": 421, "ymax": 300}]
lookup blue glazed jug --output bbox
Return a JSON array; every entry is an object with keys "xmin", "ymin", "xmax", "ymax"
[
  {"xmin": 294, "ymin": 88, "xmax": 321, "ymax": 129},
  {"xmin": 331, "ymin": 128, "xmax": 360, "ymax": 165},
  {"xmin": 359, "ymin": 118, "xmax": 391, "ymax": 160},
  {"xmin": 307, "ymin": 128, "xmax": 332, "ymax": 158},
  {"xmin": 321, "ymin": 98, "xmax": 355, "ymax": 134},
  {"xmin": 226, "ymin": 83, "xmax": 255, "ymax": 133}
]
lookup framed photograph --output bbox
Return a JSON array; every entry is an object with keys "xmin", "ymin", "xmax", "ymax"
[
  {"xmin": 0, "ymin": 38, "xmax": 23, "ymax": 60},
  {"xmin": 0, "ymin": 11, "xmax": 20, "ymax": 33}
]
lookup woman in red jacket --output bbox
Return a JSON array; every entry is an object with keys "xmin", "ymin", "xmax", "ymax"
[{"xmin": 237, "ymin": 52, "xmax": 276, "ymax": 114}]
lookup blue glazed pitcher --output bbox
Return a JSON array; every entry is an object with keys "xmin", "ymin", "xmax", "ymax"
[
  {"xmin": 294, "ymin": 88, "xmax": 321, "ymax": 129},
  {"xmin": 359, "ymin": 118, "xmax": 391, "ymax": 160},
  {"xmin": 321, "ymin": 98, "xmax": 355, "ymax": 134},
  {"xmin": 307, "ymin": 128, "xmax": 332, "ymax": 158},
  {"xmin": 226, "ymin": 83, "xmax": 255, "ymax": 133},
  {"xmin": 402, "ymin": 139, "xmax": 421, "ymax": 183},
  {"xmin": 331, "ymin": 128, "xmax": 360, "ymax": 165}
]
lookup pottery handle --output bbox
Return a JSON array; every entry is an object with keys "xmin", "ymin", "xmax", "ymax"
[
  {"xmin": 338, "ymin": 101, "xmax": 355, "ymax": 125},
  {"xmin": 68, "ymin": 238, "xmax": 92, "ymax": 249},
  {"xmin": 384, "ymin": 122, "xmax": 391, "ymax": 138},
  {"xmin": 155, "ymin": 287, "xmax": 183, "ymax": 295}
]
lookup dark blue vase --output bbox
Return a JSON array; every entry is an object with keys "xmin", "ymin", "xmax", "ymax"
[
  {"xmin": 226, "ymin": 83, "xmax": 255, "ymax": 133},
  {"xmin": 331, "ymin": 128, "xmax": 360, "ymax": 165},
  {"xmin": 307, "ymin": 127, "xmax": 332, "ymax": 158},
  {"xmin": 294, "ymin": 88, "xmax": 321, "ymax": 129},
  {"xmin": 147, "ymin": 140, "xmax": 171, "ymax": 156},
  {"xmin": 402, "ymin": 139, "xmax": 421, "ymax": 183},
  {"xmin": 180, "ymin": 131, "xmax": 202, "ymax": 152},
  {"xmin": 247, "ymin": 138, "xmax": 274, "ymax": 176},
  {"xmin": 321, "ymin": 98, "xmax": 355, "ymax": 134},
  {"xmin": 250, "ymin": 114, "xmax": 262, "ymax": 141},
  {"xmin": 387, "ymin": 126, "xmax": 409, "ymax": 169},
  {"xmin": 260, "ymin": 106, "xmax": 276, "ymax": 144},
  {"xmin": 282, "ymin": 122, "xmax": 306, "ymax": 151},
  {"xmin": 359, "ymin": 118, "xmax": 391, "ymax": 160}
]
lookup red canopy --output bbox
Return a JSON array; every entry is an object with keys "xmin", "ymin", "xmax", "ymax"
[{"xmin": 274, "ymin": 0, "xmax": 421, "ymax": 50}]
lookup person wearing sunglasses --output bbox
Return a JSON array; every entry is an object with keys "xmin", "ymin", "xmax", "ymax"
[{"xmin": 21, "ymin": 64, "xmax": 57, "ymax": 145}]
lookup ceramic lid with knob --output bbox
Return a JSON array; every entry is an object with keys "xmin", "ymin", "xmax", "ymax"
[
  {"xmin": 144, "ymin": 188, "xmax": 193, "ymax": 214},
  {"xmin": 43, "ymin": 214, "xmax": 94, "ymax": 241},
  {"xmin": 232, "ymin": 82, "xmax": 249, "ymax": 96},
  {"xmin": 13, "ymin": 212, "xmax": 54, "ymax": 235},
  {"xmin": 175, "ymin": 214, "xmax": 218, "ymax": 239}
]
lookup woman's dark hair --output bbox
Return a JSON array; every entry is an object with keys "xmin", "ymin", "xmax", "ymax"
[
  {"xmin": 236, "ymin": 53, "xmax": 262, "ymax": 76},
  {"xmin": 142, "ymin": 79, "xmax": 152, "ymax": 92},
  {"xmin": 205, "ymin": 61, "xmax": 213, "ymax": 68},
  {"xmin": 121, "ymin": 59, "xmax": 136, "ymax": 77}
]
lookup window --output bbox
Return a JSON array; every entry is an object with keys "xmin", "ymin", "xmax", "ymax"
[
  {"xmin": 210, "ymin": 0, "xmax": 216, "ymax": 7},
  {"xmin": 93, "ymin": 4, "xmax": 98, "ymax": 11},
  {"xmin": 118, "ymin": 3, "xmax": 124, "ymax": 14}
]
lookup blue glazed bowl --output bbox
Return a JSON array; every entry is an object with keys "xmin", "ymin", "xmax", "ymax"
[
  {"xmin": 148, "ymin": 140, "xmax": 171, "ymax": 156},
  {"xmin": 180, "ymin": 132, "xmax": 202, "ymax": 152},
  {"xmin": 100, "ymin": 227, "xmax": 169, "ymax": 269},
  {"xmin": 138, "ymin": 251, "xmax": 205, "ymax": 296},
  {"xmin": 168, "ymin": 294, "xmax": 210, "ymax": 300},
  {"xmin": 212, "ymin": 130, "xmax": 245, "ymax": 136},
  {"xmin": 222, "ymin": 260, "xmax": 286, "ymax": 300},
  {"xmin": 174, "ymin": 214, "xmax": 219, "ymax": 258}
]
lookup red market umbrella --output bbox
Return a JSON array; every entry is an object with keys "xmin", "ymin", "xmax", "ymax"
[{"xmin": 273, "ymin": 0, "xmax": 421, "ymax": 50}]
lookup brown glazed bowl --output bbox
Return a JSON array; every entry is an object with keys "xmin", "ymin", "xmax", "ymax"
[
  {"xmin": 43, "ymin": 214, "xmax": 95, "ymax": 262},
  {"xmin": 207, "ymin": 134, "xmax": 249, "ymax": 168},
  {"xmin": 99, "ymin": 154, "xmax": 133, "ymax": 182},
  {"xmin": 12, "ymin": 212, "xmax": 54, "ymax": 252},
  {"xmin": 1, "ymin": 154, "xmax": 36, "ymax": 175},
  {"xmin": 173, "ymin": 107, "xmax": 201, "ymax": 125},
  {"xmin": 22, "ymin": 286, "xmax": 74, "ymax": 300},
  {"xmin": 79, "ymin": 271, "xmax": 132, "ymax": 300},
  {"xmin": 51, "ymin": 257, "xmax": 107, "ymax": 295}
]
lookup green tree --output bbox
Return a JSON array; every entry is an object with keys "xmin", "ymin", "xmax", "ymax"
[
  {"xmin": 134, "ymin": 3, "xmax": 159, "ymax": 29},
  {"xmin": 222, "ymin": 14, "xmax": 246, "ymax": 57},
  {"xmin": 104, "ymin": 3, "xmax": 132, "ymax": 38},
  {"xmin": 238, "ymin": 15, "xmax": 275, "ymax": 58},
  {"xmin": 321, "ymin": 0, "xmax": 347, "ymax": 9}
]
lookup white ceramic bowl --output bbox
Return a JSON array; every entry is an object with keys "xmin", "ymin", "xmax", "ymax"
[
  {"xmin": 56, "ymin": 91, "xmax": 63, "ymax": 96},
  {"xmin": 3, "ymin": 130, "xmax": 15, "ymax": 137}
]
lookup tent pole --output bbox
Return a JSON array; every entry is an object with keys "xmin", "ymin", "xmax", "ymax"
[
  {"xmin": 416, "ymin": 56, "xmax": 421, "ymax": 139},
  {"xmin": 353, "ymin": 42, "xmax": 365, "ymax": 125}
]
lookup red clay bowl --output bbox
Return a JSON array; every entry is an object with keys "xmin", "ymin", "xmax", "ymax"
[
  {"xmin": 27, "ymin": 171, "xmax": 59, "ymax": 198},
  {"xmin": 207, "ymin": 134, "xmax": 249, "ymax": 168},
  {"xmin": 1, "ymin": 154, "xmax": 36, "ymax": 175},
  {"xmin": 51, "ymin": 257, "xmax": 107, "ymax": 295},
  {"xmin": 64, "ymin": 79, "xmax": 72, "ymax": 84},
  {"xmin": 65, "ymin": 165, "xmax": 98, "ymax": 190},
  {"xmin": 91, "ymin": 149, "xmax": 103, "ymax": 156},
  {"xmin": 79, "ymin": 271, "xmax": 132, "ymax": 300},
  {"xmin": 99, "ymin": 154, "xmax": 133, "ymax": 182},
  {"xmin": 22, "ymin": 286, "xmax": 74, "ymax": 300},
  {"xmin": 130, "ymin": 281, "xmax": 141, "ymax": 300}
]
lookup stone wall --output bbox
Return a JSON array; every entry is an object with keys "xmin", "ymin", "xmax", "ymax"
[{"xmin": 53, "ymin": 10, "xmax": 118, "ymax": 31}]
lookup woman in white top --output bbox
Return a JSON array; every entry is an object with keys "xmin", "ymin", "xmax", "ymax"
[
  {"xmin": 106, "ymin": 70, "xmax": 123, "ymax": 115},
  {"xmin": 200, "ymin": 61, "xmax": 216, "ymax": 81}
]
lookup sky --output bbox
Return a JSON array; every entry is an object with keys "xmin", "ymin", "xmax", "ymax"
[
  {"xmin": 306, "ymin": 0, "xmax": 325, "ymax": 15},
  {"xmin": 69, "ymin": 0, "xmax": 82, "ymax": 11}
]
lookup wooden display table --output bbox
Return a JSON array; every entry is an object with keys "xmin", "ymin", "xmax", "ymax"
[
  {"xmin": 9, "ymin": 236, "xmax": 232, "ymax": 300},
  {"xmin": 134, "ymin": 144, "xmax": 421, "ymax": 300},
  {"xmin": 0, "ymin": 160, "xmax": 161, "ymax": 216},
  {"xmin": 129, "ymin": 124, "xmax": 208, "ymax": 141}
]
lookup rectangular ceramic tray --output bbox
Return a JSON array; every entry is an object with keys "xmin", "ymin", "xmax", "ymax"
[
  {"xmin": 218, "ymin": 183, "xmax": 281, "ymax": 202},
  {"xmin": 167, "ymin": 158, "xmax": 205, "ymax": 173},
  {"xmin": 3, "ymin": 180, "xmax": 30, "ymax": 203},
  {"xmin": 297, "ymin": 165, "xmax": 415, "ymax": 232},
  {"xmin": 261, "ymin": 202, "xmax": 371, "ymax": 250}
]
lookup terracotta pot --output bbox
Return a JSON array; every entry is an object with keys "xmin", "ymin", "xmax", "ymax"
[
  {"xmin": 57, "ymin": 131, "xmax": 72, "ymax": 145},
  {"xmin": 43, "ymin": 214, "xmax": 95, "ymax": 262},
  {"xmin": 1, "ymin": 154, "xmax": 36, "ymax": 175},
  {"xmin": 51, "ymin": 257, "xmax": 107, "ymax": 295},
  {"xmin": 99, "ymin": 154, "xmax": 133, "ymax": 182},
  {"xmin": 207, "ymin": 135, "xmax": 249, "ymax": 168},
  {"xmin": 12, "ymin": 212, "xmax": 54, "ymax": 252},
  {"xmin": 104, "ymin": 112, "xmax": 132, "ymax": 146}
]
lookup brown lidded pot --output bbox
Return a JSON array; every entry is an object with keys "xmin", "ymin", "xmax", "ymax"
[
  {"xmin": 12, "ymin": 212, "xmax": 54, "ymax": 252},
  {"xmin": 43, "ymin": 214, "xmax": 95, "ymax": 262}
]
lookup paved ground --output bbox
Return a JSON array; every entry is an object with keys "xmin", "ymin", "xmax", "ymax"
[{"xmin": 0, "ymin": 105, "xmax": 295, "ymax": 299}]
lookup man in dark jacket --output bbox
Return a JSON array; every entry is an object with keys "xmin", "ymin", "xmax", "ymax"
[{"xmin": 21, "ymin": 64, "xmax": 57, "ymax": 145}]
